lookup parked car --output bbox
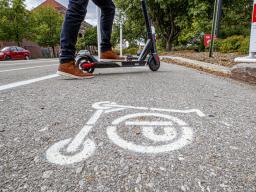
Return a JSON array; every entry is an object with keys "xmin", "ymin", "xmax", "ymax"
[
  {"xmin": 77, "ymin": 50, "xmax": 91, "ymax": 56},
  {"xmin": 0, "ymin": 46, "xmax": 31, "ymax": 61}
]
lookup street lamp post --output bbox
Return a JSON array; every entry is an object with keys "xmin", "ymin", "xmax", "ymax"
[
  {"xmin": 97, "ymin": 6, "xmax": 131, "ymax": 58},
  {"xmin": 120, "ymin": 14, "xmax": 123, "ymax": 57},
  {"xmin": 97, "ymin": 7, "xmax": 101, "ymax": 59},
  {"xmin": 119, "ymin": 5, "xmax": 132, "ymax": 57}
]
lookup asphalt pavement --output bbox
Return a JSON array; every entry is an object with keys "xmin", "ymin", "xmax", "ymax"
[{"xmin": 1, "ymin": 58, "xmax": 256, "ymax": 192}]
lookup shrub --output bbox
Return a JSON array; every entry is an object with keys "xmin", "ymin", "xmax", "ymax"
[
  {"xmin": 238, "ymin": 36, "xmax": 250, "ymax": 54},
  {"xmin": 123, "ymin": 47, "xmax": 138, "ymax": 55},
  {"xmin": 214, "ymin": 39, "xmax": 222, "ymax": 51},
  {"xmin": 218, "ymin": 35, "xmax": 248, "ymax": 53}
]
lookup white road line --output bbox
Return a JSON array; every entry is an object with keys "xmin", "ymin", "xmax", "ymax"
[
  {"xmin": 87, "ymin": 110, "xmax": 104, "ymax": 125},
  {"xmin": 0, "ymin": 64, "xmax": 58, "ymax": 73},
  {"xmin": 0, "ymin": 59, "xmax": 58, "ymax": 66},
  {"xmin": 150, "ymin": 108, "xmax": 206, "ymax": 117},
  {"xmin": 0, "ymin": 74, "xmax": 59, "ymax": 91},
  {"xmin": 66, "ymin": 125, "xmax": 94, "ymax": 153},
  {"xmin": 125, "ymin": 121, "xmax": 173, "ymax": 126}
]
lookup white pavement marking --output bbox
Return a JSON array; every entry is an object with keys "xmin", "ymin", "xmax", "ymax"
[
  {"xmin": 46, "ymin": 138, "xmax": 96, "ymax": 165},
  {"xmin": 125, "ymin": 121, "xmax": 173, "ymax": 126},
  {"xmin": 142, "ymin": 126, "xmax": 177, "ymax": 142},
  {"xmin": 107, "ymin": 113, "xmax": 193, "ymax": 153},
  {"xmin": 91, "ymin": 101, "xmax": 206, "ymax": 117},
  {"xmin": 87, "ymin": 110, "xmax": 104, "ymax": 125},
  {"xmin": 112, "ymin": 113, "xmax": 188, "ymax": 126},
  {"xmin": 46, "ymin": 102, "xmax": 204, "ymax": 165},
  {"xmin": 0, "ymin": 64, "xmax": 58, "ymax": 73},
  {"xmin": 46, "ymin": 109, "xmax": 105, "ymax": 165},
  {"xmin": 0, "ymin": 59, "xmax": 58, "ymax": 66},
  {"xmin": 0, "ymin": 74, "xmax": 59, "ymax": 91},
  {"xmin": 66, "ymin": 125, "xmax": 94, "ymax": 153},
  {"xmin": 151, "ymin": 108, "xmax": 206, "ymax": 117},
  {"xmin": 107, "ymin": 126, "xmax": 193, "ymax": 153}
]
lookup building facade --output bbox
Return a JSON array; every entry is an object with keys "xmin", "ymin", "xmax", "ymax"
[{"xmin": 0, "ymin": 0, "xmax": 91, "ymax": 59}]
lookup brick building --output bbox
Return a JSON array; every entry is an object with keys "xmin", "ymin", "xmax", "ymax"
[
  {"xmin": 34, "ymin": 0, "xmax": 67, "ymax": 15},
  {"xmin": 33, "ymin": 0, "xmax": 91, "ymax": 36},
  {"xmin": 0, "ymin": 0, "xmax": 91, "ymax": 59}
]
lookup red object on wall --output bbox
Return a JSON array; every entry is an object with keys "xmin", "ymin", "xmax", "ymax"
[
  {"xmin": 253, "ymin": 4, "xmax": 256, "ymax": 23},
  {"xmin": 204, "ymin": 34, "xmax": 216, "ymax": 47}
]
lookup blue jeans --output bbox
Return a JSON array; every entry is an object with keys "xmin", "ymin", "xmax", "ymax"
[{"xmin": 60, "ymin": 0, "xmax": 115, "ymax": 63}]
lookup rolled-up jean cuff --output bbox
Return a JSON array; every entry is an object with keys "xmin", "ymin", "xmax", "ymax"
[
  {"xmin": 60, "ymin": 59, "xmax": 74, "ymax": 64},
  {"xmin": 101, "ymin": 47, "xmax": 112, "ymax": 52},
  {"xmin": 59, "ymin": 49, "xmax": 75, "ymax": 64}
]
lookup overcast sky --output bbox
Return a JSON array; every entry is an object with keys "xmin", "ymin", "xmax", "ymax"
[{"xmin": 24, "ymin": 0, "xmax": 97, "ymax": 25}]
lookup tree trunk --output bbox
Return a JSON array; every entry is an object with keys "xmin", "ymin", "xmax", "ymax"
[
  {"xmin": 165, "ymin": 40, "xmax": 172, "ymax": 51},
  {"xmin": 52, "ymin": 46, "xmax": 56, "ymax": 58}
]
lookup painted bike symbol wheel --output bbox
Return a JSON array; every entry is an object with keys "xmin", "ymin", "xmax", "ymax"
[
  {"xmin": 107, "ymin": 113, "xmax": 193, "ymax": 154},
  {"xmin": 46, "ymin": 138, "xmax": 96, "ymax": 165}
]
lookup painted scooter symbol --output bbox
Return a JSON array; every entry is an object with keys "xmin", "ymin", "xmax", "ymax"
[{"xmin": 46, "ymin": 101, "xmax": 205, "ymax": 165}]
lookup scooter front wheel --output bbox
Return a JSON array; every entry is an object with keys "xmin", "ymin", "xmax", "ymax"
[{"xmin": 148, "ymin": 54, "xmax": 160, "ymax": 72}]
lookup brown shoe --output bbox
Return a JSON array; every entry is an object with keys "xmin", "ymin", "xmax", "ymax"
[
  {"xmin": 100, "ymin": 50, "xmax": 125, "ymax": 60},
  {"xmin": 57, "ymin": 61, "xmax": 94, "ymax": 79}
]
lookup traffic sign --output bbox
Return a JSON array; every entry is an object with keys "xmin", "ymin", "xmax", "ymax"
[{"xmin": 250, "ymin": 2, "xmax": 256, "ymax": 53}]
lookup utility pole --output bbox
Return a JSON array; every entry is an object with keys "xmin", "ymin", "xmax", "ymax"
[
  {"xmin": 209, "ymin": 0, "xmax": 219, "ymax": 57},
  {"xmin": 216, "ymin": 0, "xmax": 223, "ymax": 37}
]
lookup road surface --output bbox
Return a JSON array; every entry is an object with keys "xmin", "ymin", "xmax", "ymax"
[{"xmin": 0, "ymin": 59, "xmax": 256, "ymax": 192}]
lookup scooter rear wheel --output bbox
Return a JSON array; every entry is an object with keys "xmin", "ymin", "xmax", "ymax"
[{"xmin": 76, "ymin": 57, "xmax": 95, "ymax": 74}]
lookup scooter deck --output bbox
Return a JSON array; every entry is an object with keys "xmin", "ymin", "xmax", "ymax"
[
  {"xmin": 99, "ymin": 56, "xmax": 140, "ymax": 62},
  {"xmin": 99, "ymin": 59, "xmax": 127, "ymax": 62},
  {"xmin": 93, "ymin": 60, "xmax": 147, "ymax": 68}
]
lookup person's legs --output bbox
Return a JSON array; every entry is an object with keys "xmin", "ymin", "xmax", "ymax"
[
  {"xmin": 92, "ymin": 0, "xmax": 123, "ymax": 60},
  {"xmin": 60, "ymin": 0, "xmax": 89, "ymax": 63},
  {"xmin": 92, "ymin": 0, "xmax": 115, "ymax": 52},
  {"xmin": 58, "ymin": 0, "xmax": 94, "ymax": 79},
  {"xmin": 58, "ymin": 0, "xmax": 122, "ymax": 79}
]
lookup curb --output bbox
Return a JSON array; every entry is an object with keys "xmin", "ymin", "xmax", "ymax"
[
  {"xmin": 161, "ymin": 56, "xmax": 231, "ymax": 77},
  {"xmin": 231, "ymin": 63, "xmax": 256, "ymax": 84}
]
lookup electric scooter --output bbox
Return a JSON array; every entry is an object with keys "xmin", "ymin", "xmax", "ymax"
[{"xmin": 76, "ymin": 0, "xmax": 160, "ymax": 73}]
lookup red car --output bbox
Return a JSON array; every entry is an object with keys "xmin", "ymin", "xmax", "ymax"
[{"xmin": 0, "ymin": 46, "xmax": 31, "ymax": 61}]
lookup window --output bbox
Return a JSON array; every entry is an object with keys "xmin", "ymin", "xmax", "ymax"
[
  {"xmin": 1, "ymin": 47, "xmax": 10, "ymax": 52},
  {"xmin": 17, "ymin": 47, "xmax": 24, "ymax": 51},
  {"xmin": 10, "ymin": 47, "xmax": 17, "ymax": 52}
]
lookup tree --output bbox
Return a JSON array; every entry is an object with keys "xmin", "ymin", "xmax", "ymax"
[
  {"xmin": 0, "ymin": 0, "xmax": 31, "ymax": 46},
  {"xmin": 177, "ymin": 0, "xmax": 213, "ymax": 45},
  {"xmin": 115, "ymin": 0, "xmax": 189, "ymax": 51},
  {"xmin": 114, "ymin": 0, "xmax": 252, "ymax": 51},
  {"xmin": 76, "ymin": 27, "xmax": 98, "ymax": 50},
  {"xmin": 148, "ymin": 0, "xmax": 189, "ymax": 51},
  {"xmin": 220, "ymin": 0, "xmax": 252, "ymax": 37},
  {"xmin": 0, "ymin": 0, "xmax": 10, "ymax": 41},
  {"xmin": 31, "ymin": 7, "xmax": 63, "ymax": 57},
  {"xmin": 114, "ymin": 0, "xmax": 147, "ymax": 47}
]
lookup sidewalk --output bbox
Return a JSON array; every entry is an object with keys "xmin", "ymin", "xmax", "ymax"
[{"xmin": 161, "ymin": 56, "xmax": 256, "ymax": 84}]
